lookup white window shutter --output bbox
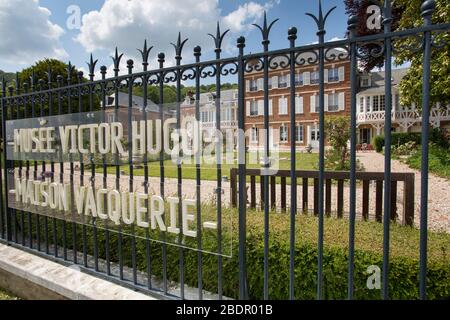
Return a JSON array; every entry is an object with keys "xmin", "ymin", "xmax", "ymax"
[
  {"xmin": 258, "ymin": 100, "xmax": 264, "ymax": 115},
  {"xmin": 246, "ymin": 80, "xmax": 250, "ymax": 92},
  {"xmin": 338, "ymin": 66, "xmax": 345, "ymax": 82},
  {"xmin": 304, "ymin": 72, "xmax": 310, "ymax": 85},
  {"xmin": 269, "ymin": 99, "xmax": 273, "ymax": 115},
  {"xmin": 324, "ymin": 94, "xmax": 329, "ymax": 111},
  {"xmin": 246, "ymin": 101, "xmax": 250, "ymax": 116},
  {"xmin": 286, "ymin": 74, "xmax": 291, "ymax": 87},
  {"xmin": 310, "ymin": 95, "xmax": 316, "ymax": 113},
  {"xmin": 300, "ymin": 96, "xmax": 304, "ymax": 113},
  {"xmin": 307, "ymin": 125, "xmax": 311, "ymax": 144},
  {"xmin": 339, "ymin": 92, "xmax": 345, "ymax": 110},
  {"xmin": 324, "ymin": 69, "xmax": 329, "ymax": 83},
  {"xmin": 272, "ymin": 76, "xmax": 278, "ymax": 89},
  {"xmin": 257, "ymin": 78, "xmax": 263, "ymax": 91}
]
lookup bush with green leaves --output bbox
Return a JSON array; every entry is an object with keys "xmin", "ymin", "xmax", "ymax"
[
  {"xmin": 372, "ymin": 128, "xmax": 449, "ymax": 153},
  {"xmin": 23, "ymin": 206, "xmax": 449, "ymax": 300}
]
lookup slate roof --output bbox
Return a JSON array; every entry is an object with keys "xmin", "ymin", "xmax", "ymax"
[{"xmin": 358, "ymin": 68, "xmax": 409, "ymax": 95}]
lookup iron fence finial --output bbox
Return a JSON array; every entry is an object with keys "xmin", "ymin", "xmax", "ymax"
[
  {"xmin": 15, "ymin": 72, "xmax": 20, "ymax": 94},
  {"xmin": 208, "ymin": 22, "xmax": 230, "ymax": 53},
  {"xmin": 67, "ymin": 62, "xmax": 75, "ymax": 82},
  {"xmin": 171, "ymin": 32, "xmax": 188, "ymax": 62},
  {"xmin": 306, "ymin": 0, "xmax": 336, "ymax": 36},
  {"xmin": 252, "ymin": 10, "xmax": 279, "ymax": 47},
  {"xmin": 111, "ymin": 47, "xmax": 124, "ymax": 73},
  {"xmin": 87, "ymin": 54, "xmax": 98, "ymax": 80},
  {"xmin": 138, "ymin": 39, "xmax": 153, "ymax": 67},
  {"xmin": 288, "ymin": 27, "xmax": 297, "ymax": 41},
  {"xmin": 158, "ymin": 52, "xmax": 165, "ymax": 63},
  {"xmin": 421, "ymin": 0, "xmax": 436, "ymax": 19}
]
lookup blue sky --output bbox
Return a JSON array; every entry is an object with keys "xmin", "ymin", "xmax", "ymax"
[{"xmin": 0, "ymin": 0, "xmax": 350, "ymax": 76}]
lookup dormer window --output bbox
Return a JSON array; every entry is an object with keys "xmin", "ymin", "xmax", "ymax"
[{"xmin": 361, "ymin": 76, "xmax": 371, "ymax": 87}]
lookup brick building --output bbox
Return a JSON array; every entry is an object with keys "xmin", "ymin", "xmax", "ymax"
[{"xmin": 244, "ymin": 49, "xmax": 350, "ymax": 151}]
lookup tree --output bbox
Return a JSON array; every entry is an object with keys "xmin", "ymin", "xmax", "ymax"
[
  {"xmin": 344, "ymin": 0, "xmax": 450, "ymax": 108},
  {"xmin": 324, "ymin": 116, "xmax": 351, "ymax": 170},
  {"xmin": 16, "ymin": 59, "xmax": 100, "ymax": 115}
]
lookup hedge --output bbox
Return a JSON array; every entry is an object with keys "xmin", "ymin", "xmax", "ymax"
[
  {"xmin": 373, "ymin": 128, "xmax": 449, "ymax": 153},
  {"xmin": 22, "ymin": 207, "xmax": 449, "ymax": 300}
]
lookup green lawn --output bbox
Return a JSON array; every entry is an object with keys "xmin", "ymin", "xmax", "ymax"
[{"xmin": 106, "ymin": 152, "xmax": 319, "ymax": 181}]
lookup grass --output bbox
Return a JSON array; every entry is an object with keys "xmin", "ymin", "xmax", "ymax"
[
  {"xmin": 405, "ymin": 143, "xmax": 450, "ymax": 180},
  {"xmin": 105, "ymin": 152, "xmax": 320, "ymax": 181}
]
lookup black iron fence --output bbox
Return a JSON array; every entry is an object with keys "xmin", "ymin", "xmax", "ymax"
[{"xmin": 0, "ymin": 0, "xmax": 449, "ymax": 300}]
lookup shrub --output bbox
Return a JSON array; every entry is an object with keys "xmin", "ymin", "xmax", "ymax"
[
  {"xmin": 392, "ymin": 141, "xmax": 418, "ymax": 157},
  {"xmin": 373, "ymin": 135, "xmax": 385, "ymax": 153},
  {"xmin": 372, "ymin": 128, "xmax": 448, "ymax": 153},
  {"xmin": 25, "ymin": 208, "xmax": 450, "ymax": 300}
]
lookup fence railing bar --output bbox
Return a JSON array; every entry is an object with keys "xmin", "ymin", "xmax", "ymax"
[
  {"xmin": 126, "ymin": 60, "xmax": 138, "ymax": 285},
  {"xmin": 194, "ymin": 46, "xmax": 203, "ymax": 300},
  {"xmin": 173, "ymin": 33, "xmax": 187, "ymax": 300},
  {"xmin": 76, "ymin": 72, "xmax": 88, "ymax": 268},
  {"xmin": 288, "ymin": 27, "xmax": 298, "ymax": 300},
  {"xmin": 158, "ymin": 52, "xmax": 168, "ymax": 295},
  {"xmin": 0, "ymin": 80, "xmax": 4, "ymax": 241},
  {"xmin": 382, "ymin": 0, "xmax": 393, "ymax": 300},
  {"xmin": 140, "ymin": 44, "xmax": 153, "ymax": 290},
  {"xmin": 100, "ymin": 66, "xmax": 111, "ymax": 275},
  {"xmin": 213, "ymin": 23, "xmax": 225, "ymax": 300},
  {"xmin": 15, "ymin": 75, "xmax": 26, "ymax": 247},
  {"xmin": 237, "ymin": 36, "xmax": 248, "ymax": 300},
  {"xmin": 346, "ymin": 16, "xmax": 358, "ymax": 300},
  {"xmin": 111, "ymin": 50, "xmax": 124, "ymax": 280},
  {"xmin": 419, "ymin": 0, "xmax": 435, "ymax": 300}
]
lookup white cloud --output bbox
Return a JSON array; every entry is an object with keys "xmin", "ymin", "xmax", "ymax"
[
  {"xmin": 222, "ymin": 1, "xmax": 278, "ymax": 33},
  {"xmin": 75, "ymin": 0, "xmax": 279, "ymax": 66},
  {"xmin": 0, "ymin": 0, "xmax": 67, "ymax": 66}
]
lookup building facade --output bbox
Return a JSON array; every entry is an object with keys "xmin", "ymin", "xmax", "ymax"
[
  {"xmin": 180, "ymin": 89, "xmax": 239, "ymax": 146},
  {"xmin": 243, "ymin": 50, "xmax": 351, "ymax": 151},
  {"xmin": 356, "ymin": 69, "xmax": 450, "ymax": 144}
]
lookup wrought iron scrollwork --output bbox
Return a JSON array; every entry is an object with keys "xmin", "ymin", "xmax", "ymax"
[{"xmin": 268, "ymin": 53, "xmax": 290, "ymax": 70}]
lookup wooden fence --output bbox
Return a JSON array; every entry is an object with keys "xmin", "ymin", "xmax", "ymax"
[{"xmin": 230, "ymin": 168, "xmax": 415, "ymax": 226}]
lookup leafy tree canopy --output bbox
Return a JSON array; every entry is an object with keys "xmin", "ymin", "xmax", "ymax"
[{"xmin": 344, "ymin": 0, "xmax": 449, "ymax": 107}]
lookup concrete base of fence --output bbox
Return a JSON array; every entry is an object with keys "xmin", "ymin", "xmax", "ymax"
[{"xmin": 0, "ymin": 242, "xmax": 155, "ymax": 300}]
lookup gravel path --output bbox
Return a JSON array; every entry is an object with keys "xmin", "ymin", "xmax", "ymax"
[
  {"xmin": 14, "ymin": 153, "xmax": 448, "ymax": 233},
  {"xmin": 357, "ymin": 152, "xmax": 449, "ymax": 233}
]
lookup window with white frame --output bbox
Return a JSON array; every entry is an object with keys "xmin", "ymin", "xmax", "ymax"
[
  {"xmin": 379, "ymin": 95, "xmax": 385, "ymax": 111},
  {"xmin": 373, "ymin": 95, "xmax": 379, "ymax": 111},
  {"xmin": 328, "ymin": 68, "xmax": 339, "ymax": 82},
  {"xmin": 249, "ymin": 79, "xmax": 257, "ymax": 92},
  {"xmin": 361, "ymin": 76, "xmax": 370, "ymax": 87},
  {"xmin": 278, "ymin": 75, "xmax": 288, "ymax": 88},
  {"xmin": 280, "ymin": 125, "xmax": 288, "ymax": 142},
  {"xmin": 328, "ymin": 93, "xmax": 339, "ymax": 111},
  {"xmin": 295, "ymin": 73, "xmax": 303, "ymax": 86},
  {"xmin": 279, "ymin": 97, "xmax": 288, "ymax": 115},
  {"xmin": 250, "ymin": 100, "xmax": 258, "ymax": 116},
  {"xmin": 311, "ymin": 71, "xmax": 319, "ymax": 84},
  {"xmin": 359, "ymin": 97, "xmax": 365, "ymax": 113},
  {"xmin": 251, "ymin": 127, "xmax": 258, "ymax": 143},
  {"xmin": 295, "ymin": 96, "xmax": 303, "ymax": 114},
  {"xmin": 295, "ymin": 125, "xmax": 304, "ymax": 142},
  {"xmin": 311, "ymin": 126, "xmax": 320, "ymax": 141},
  {"xmin": 365, "ymin": 96, "xmax": 371, "ymax": 112}
]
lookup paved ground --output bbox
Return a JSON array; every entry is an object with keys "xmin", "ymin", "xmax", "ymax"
[
  {"xmin": 13, "ymin": 153, "xmax": 449, "ymax": 233},
  {"xmin": 356, "ymin": 152, "xmax": 449, "ymax": 233}
]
